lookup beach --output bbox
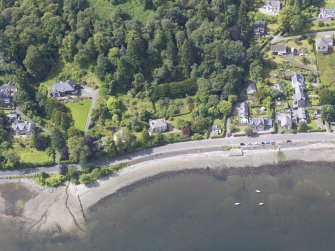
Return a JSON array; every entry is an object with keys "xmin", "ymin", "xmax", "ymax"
[
  {"xmin": 0, "ymin": 142, "xmax": 335, "ymax": 238},
  {"xmin": 70, "ymin": 143, "xmax": 335, "ymax": 212}
]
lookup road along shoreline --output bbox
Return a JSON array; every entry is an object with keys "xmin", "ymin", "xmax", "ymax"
[
  {"xmin": 69, "ymin": 142, "xmax": 335, "ymax": 213},
  {"xmin": 0, "ymin": 142, "xmax": 334, "ymax": 239}
]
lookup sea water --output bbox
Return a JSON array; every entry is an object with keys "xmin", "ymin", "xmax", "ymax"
[{"xmin": 1, "ymin": 163, "xmax": 335, "ymax": 251}]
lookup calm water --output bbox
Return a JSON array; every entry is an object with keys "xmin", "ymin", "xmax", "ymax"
[{"xmin": 2, "ymin": 163, "xmax": 335, "ymax": 251}]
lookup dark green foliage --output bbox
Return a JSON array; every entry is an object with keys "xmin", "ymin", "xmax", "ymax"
[{"xmin": 152, "ymin": 79, "xmax": 197, "ymax": 100}]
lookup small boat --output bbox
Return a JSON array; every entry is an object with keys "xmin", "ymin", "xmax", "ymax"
[
  {"xmin": 255, "ymin": 190, "xmax": 261, "ymax": 193},
  {"xmin": 234, "ymin": 203, "xmax": 241, "ymax": 206},
  {"xmin": 258, "ymin": 202, "xmax": 265, "ymax": 206}
]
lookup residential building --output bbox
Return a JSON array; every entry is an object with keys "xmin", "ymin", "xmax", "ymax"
[
  {"xmin": 263, "ymin": 0, "xmax": 281, "ymax": 13},
  {"xmin": 211, "ymin": 125, "xmax": 222, "ymax": 137},
  {"xmin": 315, "ymin": 36, "xmax": 333, "ymax": 53},
  {"xmin": 249, "ymin": 118, "xmax": 273, "ymax": 131},
  {"xmin": 51, "ymin": 80, "xmax": 78, "ymax": 97},
  {"xmin": 291, "ymin": 73, "xmax": 306, "ymax": 109},
  {"xmin": 253, "ymin": 20, "xmax": 266, "ymax": 36},
  {"xmin": 297, "ymin": 107, "xmax": 308, "ymax": 123},
  {"xmin": 0, "ymin": 81, "xmax": 17, "ymax": 106},
  {"xmin": 293, "ymin": 85, "xmax": 306, "ymax": 109},
  {"xmin": 276, "ymin": 113, "xmax": 292, "ymax": 131},
  {"xmin": 239, "ymin": 102, "xmax": 249, "ymax": 124},
  {"xmin": 270, "ymin": 43, "xmax": 287, "ymax": 55},
  {"xmin": 149, "ymin": 118, "xmax": 167, "ymax": 133},
  {"xmin": 246, "ymin": 81, "xmax": 257, "ymax": 95},
  {"xmin": 318, "ymin": 8, "xmax": 335, "ymax": 20},
  {"xmin": 12, "ymin": 121, "xmax": 35, "ymax": 136},
  {"xmin": 291, "ymin": 73, "xmax": 305, "ymax": 88}
]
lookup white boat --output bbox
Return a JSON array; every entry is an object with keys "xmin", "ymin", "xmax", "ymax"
[
  {"xmin": 258, "ymin": 202, "xmax": 265, "ymax": 206},
  {"xmin": 255, "ymin": 190, "xmax": 261, "ymax": 193},
  {"xmin": 234, "ymin": 203, "xmax": 241, "ymax": 206}
]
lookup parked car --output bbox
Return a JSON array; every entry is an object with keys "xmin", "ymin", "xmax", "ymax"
[
  {"xmin": 240, "ymin": 143, "xmax": 245, "ymax": 146},
  {"xmin": 286, "ymin": 140, "xmax": 292, "ymax": 143}
]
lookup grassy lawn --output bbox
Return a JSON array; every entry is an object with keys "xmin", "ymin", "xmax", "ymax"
[
  {"xmin": 170, "ymin": 113, "xmax": 193, "ymax": 128},
  {"xmin": 325, "ymin": 0, "xmax": 335, "ymax": 8},
  {"xmin": 307, "ymin": 120, "xmax": 319, "ymax": 131},
  {"xmin": 310, "ymin": 98, "xmax": 319, "ymax": 106},
  {"xmin": 14, "ymin": 144, "xmax": 53, "ymax": 165},
  {"xmin": 307, "ymin": 21, "xmax": 335, "ymax": 32},
  {"xmin": 88, "ymin": 0, "xmax": 154, "ymax": 23},
  {"xmin": 66, "ymin": 100, "xmax": 92, "ymax": 131},
  {"xmin": 317, "ymin": 52, "xmax": 335, "ymax": 85}
]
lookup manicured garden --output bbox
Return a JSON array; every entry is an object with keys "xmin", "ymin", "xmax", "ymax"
[
  {"xmin": 317, "ymin": 52, "xmax": 335, "ymax": 86},
  {"xmin": 65, "ymin": 100, "xmax": 92, "ymax": 131},
  {"xmin": 13, "ymin": 143, "xmax": 54, "ymax": 166}
]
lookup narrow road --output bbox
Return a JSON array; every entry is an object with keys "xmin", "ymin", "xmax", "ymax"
[
  {"xmin": 1, "ymin": 132, "xmax": 334, "ymax": 178},
  {"xmin": 15, "ymin": 107, "xmax": 51, "ymax": 134},
  {"xmin": 271, "ymin": 30, "xmax": 335, "ymax": 44},
  {"xmin": 81, "ymin": 86, "xmax": 99, "ymax": 131}
]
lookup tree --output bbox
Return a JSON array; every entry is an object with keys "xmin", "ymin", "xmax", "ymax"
[
  {"xmin": 218, "ymin": 100, "xmax": 233, "ymax": 117},
  {"xmin": 297, "ymin": 121, "xmax": 308, "ymax": 132},
  {"xmin": 67, "ymin": 136, "xmax": 85, "ymax": 162},
  {"xmin": 322, "ymin": 105, "xmax": 335, "ymax": 122},
  {"xmin": 103, "ymin": 136, "xmax": 118, "ymax": 156},
  {"xmin": 179, "ymin": 40, "xmax": 195, "ymax": 77},
  {"xmin": 3, "ymin": 149, "xmax": 20, "ymax": 169},
  {"xmin": 141, "ymin": 128, "xmax": 150, "ymax": 141},
  {"xmin": 244, "ymin": 126, "xmax": 253, "ymax": 137},
  {"xmin": 23, "ymin": 45, "xmax": 51, "ymax": 80}
]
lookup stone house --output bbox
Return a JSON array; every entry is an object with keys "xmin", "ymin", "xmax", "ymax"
[
  {"xmin": 51, "ymin": 80, "xmax": 78, "ymax": 98},
  {"xmin": 0, "ymin": 81, "xmax": 17, "ymax": 106},
  {"xmin": 12, "ymin": 121, "xmax": 35, "ymax": 136},
  {"xmin": 297, "ymin": 107, "xmax": 308, "ymax": 123},
  {"xmin": 318, "ymin": 8, "xmax": 335, "ymax": 20},
  {"xmin": 239, "ymin": 102, "xmax": 249, "ymax": 124},
  {"xmin": 246, "ymin": 81, "xmax": 257, "ymax": 95},
  {"xmin": 253, "ymin": 20, "xmax": 266, "ymax": 36},
  {"xmin": 270, "ymin": 44, "xmax": 287, "ymax": 55},
  {"xmin": 149, "ymin": 118, "xmax": 168, "ymax": 133},
  {"xmin": 211, "ymin": 125, "xmax": 222, "ymax": 137},
  {"xmin": 263, "ymin": 0, "xmax": 281, "ymax": 13},
  {"xmin": 249, "ymin": 118, "xmax": 273, "ymax": 131},
  {"xmin": 276, "ymin": 113, "xmax": 292, "ymax": 131},
  {"xmin": 315, "ymin": 36, "xmax": 333, "ymax": 54}
]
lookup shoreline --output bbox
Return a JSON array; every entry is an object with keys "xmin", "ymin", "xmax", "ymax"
[
  {"xmin": 1, "ymin": 142, "xmax": 335, "ymax": 238},
  {"xmin": 69, "ymin": 143, "xmax": 335, "ymax": 213}
]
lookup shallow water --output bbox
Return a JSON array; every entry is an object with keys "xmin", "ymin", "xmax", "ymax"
[{"xmin": 2, "ymin": 163, "xmax": 335, "ymax": 250}]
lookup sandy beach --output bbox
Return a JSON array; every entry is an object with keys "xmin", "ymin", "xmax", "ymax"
[
  {"xmin": 1, "ymin": 142, "xmax": 335, "ymax": 238},
  {"xmin": 70, "ymin": 143, "xmax": 335, "ymax": 213}
]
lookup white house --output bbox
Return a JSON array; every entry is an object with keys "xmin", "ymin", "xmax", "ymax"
[
  {"xmin": 149, "ymin": 118, "xmax": 168, "ymax": 133},
  {"xmin": 263, "ymin": 0, "xmax": 281, "ymax": 13},
  {"xmin": 239, "ymin": 102, "xmax": 249, "ymax": 124}
]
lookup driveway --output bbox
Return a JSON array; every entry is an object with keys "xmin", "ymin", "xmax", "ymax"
[
  {"xmin": 271, "ymin": 30, "xmax": 335, "ymax": 44},
  {"xmin": 80, "ymin": 86, "xmax": 99, "ymax": 131}
]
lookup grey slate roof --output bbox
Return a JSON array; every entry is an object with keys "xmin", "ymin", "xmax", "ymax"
[
  {"xmin": 294, "ymin": 85, "xmax": 305, "ymax": 101},
  {"xmin": 266, "ymin": 0, "xmax": 281, "ymax": 9},
  {"xmin": 12, "ymin": 121, "xmax": 35, "ymax": 135},
  {"xmin": 246, "ymin": 81, "xmax": 257, "ymax": 94},
  {"xmin": 51, "ymin": 80, "xmax": 76, "ymax": 95},
  {"xmin": 149, "ymin": 118, "xmax": 167, "ymax": 129},
  {"xmin": 291, "ymin": 73, "xmax": 305, "ymax": 87},
  {"xmin": 297, "ymin": 107, "xmax": 307, "ymax": 120},
  {"xmin": 0, "ymin": 82, "xmax": 17, "ymax": 96},
  {"xmin": 239, "ymin": 102, "xmax": 249, "ymax": 118},
  {"xmin": 270, "ymin": 43, "xmax": 286, "ymax": 52}
]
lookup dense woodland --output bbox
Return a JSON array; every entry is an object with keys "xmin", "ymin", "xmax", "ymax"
[
  {"xmin": 0, "ymin": 0, "xmax": 263, "ymax": 169},
  {"xmin": 0, "ymin": 0, "xmax": 326, "ymax": 170}
]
